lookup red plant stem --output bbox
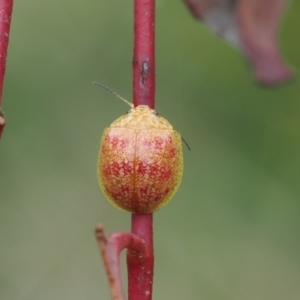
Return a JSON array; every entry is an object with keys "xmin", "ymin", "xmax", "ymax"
[
  {"xmin": 128, "ymin": 0, "xmax": 155, "ymax": 299},
  {"xmin": 127, "ymin": 214, "xmax": 154, "ymax": 300},
  {"xmin": 132, "ymin": 0, "xmax": 155, "ymax": 109},
  {"xmin": 0, "ymin": 108, "xmax": 4, "ymax": 139},
  {"xmin": 0, "ymin": 0, "xmax": 13, "ymax": 140},
  {"xmin": 96, "ymin": 224, "xmax": 147, "ymax": 300}
]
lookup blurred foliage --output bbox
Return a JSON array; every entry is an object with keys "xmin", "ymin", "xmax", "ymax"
[{"xmin": 1, "ymin": 1, "xmax": 300, "ymax": 299}]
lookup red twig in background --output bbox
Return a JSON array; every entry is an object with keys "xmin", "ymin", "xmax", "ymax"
[
  {"xmin": 0, "ymin": 108, "xmax": 5, "ymax": 139},
  {"xmin": 96, "ymin": 0, "xmax": 155, "ymax": 299},
  {"xmin": 0, "ymin": 0, "xmax": 13, "ymax": 140}
]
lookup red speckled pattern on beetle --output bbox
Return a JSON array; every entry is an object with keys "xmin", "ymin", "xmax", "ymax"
[{"xmin": 98, "ymin": 105, "xmax": 183, "ymax": 213}]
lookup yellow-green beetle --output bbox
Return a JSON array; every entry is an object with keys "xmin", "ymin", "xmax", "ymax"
[{"xmin": 95, "ymin": 83, "xmax": 183, "ymax": 213}]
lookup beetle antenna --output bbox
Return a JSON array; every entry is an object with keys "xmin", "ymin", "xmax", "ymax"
[
  {"xmin": 181, "ymin": 137, "xmax": 191, "ymax": 151},
  {"xmin": 93, "ymin": 82, "xmax": 133, "ymax": 108}
]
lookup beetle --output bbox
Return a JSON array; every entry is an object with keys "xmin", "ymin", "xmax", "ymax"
[{"xmin": 94, "ymin": 82, "xmax": 183, "ymax": 213}]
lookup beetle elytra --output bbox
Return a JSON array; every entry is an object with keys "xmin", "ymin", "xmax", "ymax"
[{"xmin": 95, "ymin": 82, "xmax": 183, "ymax": 213}]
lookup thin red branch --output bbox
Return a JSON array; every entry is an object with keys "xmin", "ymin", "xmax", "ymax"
[
  {"xmin": 127, "ymin": 214, "xmax": 154, "ymax": 300},
  {"xmin": 95, "ymin": 224, "xmax": 147, "ymax": 300},
  {"xmin": 133, "ymin": 0, "xmax": 155, "ymax": 109},
  {"xmin": 0, "ymin": 0, "xmax": 13, "ymax": 140},
  {"xmin": 0, "ymin": 108, "xmax": 4, "ymax": 139},
  {"xmin": 129, "ymin": 0, "xmax": 155, "ymax": 299}
]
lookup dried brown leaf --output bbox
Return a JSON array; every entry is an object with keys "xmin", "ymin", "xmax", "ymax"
[{"xmin": 183, "ymin": 0, "xmax": 293, "ymax": 85}]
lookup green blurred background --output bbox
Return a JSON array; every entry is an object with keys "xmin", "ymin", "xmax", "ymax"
[{"xmin": 1, "ymin": 1, "xmax": 300, "ymax": 299}]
